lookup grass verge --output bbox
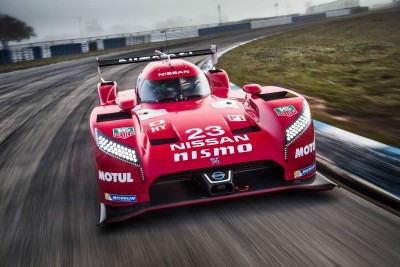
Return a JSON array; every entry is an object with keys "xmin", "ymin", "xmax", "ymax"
[{"xmin": 217, "ymin": 8, "xmax": 400, "ymax": 147}]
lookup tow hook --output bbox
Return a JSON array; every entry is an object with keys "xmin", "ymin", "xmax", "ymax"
[{"xmin": 235, "ymin": 185, "xmax": 249, "ymax": 192}]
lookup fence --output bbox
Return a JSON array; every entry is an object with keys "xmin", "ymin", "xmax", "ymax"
[{"xmin": 0, "ymin": 7, "xmax": 368, "ymax": 64}]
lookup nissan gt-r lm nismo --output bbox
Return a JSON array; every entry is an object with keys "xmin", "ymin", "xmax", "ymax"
[{"xmin": 90, "ymin": 46, "xmax": 336, "ymax": 224}]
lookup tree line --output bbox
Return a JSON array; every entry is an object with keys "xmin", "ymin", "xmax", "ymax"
[{"xmin": 0, "ymin": 14, "xmax": 36, "ymax": 48}]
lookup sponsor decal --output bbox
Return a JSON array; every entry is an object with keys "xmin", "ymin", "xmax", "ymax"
[
  {"xmin": 294, "ymin": 163, "xmax": 316, "ymax": 178},
  {"xmin": 205, "ymin": 170, "xmax": 231, "ymax": 184},
  {"xmin": 105, "ymin": 193, "xmax": 137, "ymax": 203},
  {"xmin": 170, "ymin": 126, "xmax": 253, "ymax": 162},
  {"xmin": 171, "ymin": 136, "xmax": 252, "ymax": 162},
  {"xmin": 98, "ymin": 171, "xmax": 133, "ymax": 183},
  {"xmin": 295, "ymin": 141, "xmax": 315, "ymax": 158},
  {"xmin": 227, "ymin": 115, "xmax": 246, "ymax": 122},
  {"xmin": 113, "ymin": 127, "xmax": 135, "ymax": 139},
  {"xmin": 136, "ymin": 109, "xmax": 167, "ymax": 120},
  {"xmin": 274, "ymin": 105, "xmax": 297, "ymax": 117},
  {"xmin": 172, "ymin": 143, "xmax": 253, "ymax": 162},
  {"xmin": 149, "ymin": 119, "xmax": 166, "ymax": 133},
  {"xmin": 210, "ymin": 157, "xmax": 220, "ymax": 165},
  {"xmin": 158, "ymin": 70, "xmax": 190, "ymax": 77},
  {"xmin": 212, "ymin": 171, "xmax": 225, "ymax": 180},
  {"xmin": 185, "ymin": 125, "xmax": 225, "ymax": 140}
]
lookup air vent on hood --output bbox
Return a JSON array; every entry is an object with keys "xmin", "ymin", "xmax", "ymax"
[
  {"xmin": 97, "ymin": 111, "xmax": 131, "ymax": 122},
  {"xmin": 231, "ymin": 125, "xmax": 260, "ymax": 135},
  {"xmin": 259, "ymin": 91, "xmax": 297, "ymax": 102},
  {"xmin": 150, "ymin": 138, "xmax": 180, "ymax": 146}
]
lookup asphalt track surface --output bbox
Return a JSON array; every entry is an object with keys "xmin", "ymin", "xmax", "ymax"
[{"xmin": 1, "ymin": 22, "xmax": 400, "ymax": 266}]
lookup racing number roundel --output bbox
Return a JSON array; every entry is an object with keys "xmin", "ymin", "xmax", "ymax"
[{"xmin": 186, "ymin": 126, "xmax": 225, "ymax": 140}]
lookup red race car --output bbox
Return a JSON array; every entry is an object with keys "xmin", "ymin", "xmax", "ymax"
[{"xmin": 90, "ymin": 46, "xmax": 336, "ymax": 224}]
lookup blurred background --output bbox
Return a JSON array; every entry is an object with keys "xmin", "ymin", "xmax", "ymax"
[{"xmin": 0, "ymin": 0, "xmax": 396, "ymax": 44}]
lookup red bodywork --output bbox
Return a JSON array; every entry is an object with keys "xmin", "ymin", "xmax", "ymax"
[{"xmin": 91, "ymin": 49, "xmax": 335, "ymax": 224}]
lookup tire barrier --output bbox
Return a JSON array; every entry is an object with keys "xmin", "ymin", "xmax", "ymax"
[
  {"xmin": 126, "ymin": 35, "xmax": 151, "ymax": 46},
  {"xmin": 0, "ymin": 49, "xmax": 12, "ymax": 64},
  {"xmin": 102, "ymin": 37, "xmax": 126, "ymax": 49},
  {"xmin": 50, "ymin": 43, "xmax": 82, "ymax": 57},
  {"xmin": 89, "ymin": 41, "xmax": 98, "ymax": 52}
]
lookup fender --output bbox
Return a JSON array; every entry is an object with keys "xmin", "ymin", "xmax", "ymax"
[
  {"xmin": 206, "ymin": 69, "xmax": 230, "ymax": 98},
  {"xmin": 97, "ymin": 81, "xmax": 117, "ymax": 106}
]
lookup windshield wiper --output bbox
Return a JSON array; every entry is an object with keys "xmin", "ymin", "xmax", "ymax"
[
  {"xmin": 185, "ymin": 94, "xmax": 204, "ymax": 100},
  {"xmin": 157, "ymin": 97, "xmax": 178, "ymax": 103}
]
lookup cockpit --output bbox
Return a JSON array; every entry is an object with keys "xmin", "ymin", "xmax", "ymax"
[{"xmin": 138, "ymin": 74, "xmax": 211, "ymax": 103}]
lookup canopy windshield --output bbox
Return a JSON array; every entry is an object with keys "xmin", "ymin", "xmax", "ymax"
[{"xmin": 139, "ymin": 74, "xmax": 211, "ymax": 103}]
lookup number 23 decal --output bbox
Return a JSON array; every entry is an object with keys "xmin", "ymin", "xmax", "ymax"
[{"xmin": 186, "ymin": 126, "xmax": 225, "ymax": 140}]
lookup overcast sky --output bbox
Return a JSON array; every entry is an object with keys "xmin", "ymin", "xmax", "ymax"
[{"xmin": 0, "ymin": 0, "xmax": 392, "ymax": 42}]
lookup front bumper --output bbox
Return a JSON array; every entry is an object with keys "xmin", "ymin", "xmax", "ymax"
[{"xmin": 98, "ymin": 172, "xmax": 336, "ymax": 224}]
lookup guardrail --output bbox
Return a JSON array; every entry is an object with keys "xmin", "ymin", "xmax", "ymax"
[
  {"xmin": 314, "ymin": 120, "xmax": 400, "ymax": 198},
  {"xmin": 0, "ymin": 6, "xmax": 368, "ymax": 65}
]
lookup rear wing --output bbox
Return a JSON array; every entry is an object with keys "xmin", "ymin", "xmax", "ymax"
[{"xmin": 97, "ymin": 45, "xmax": 218, "ymax": 82}]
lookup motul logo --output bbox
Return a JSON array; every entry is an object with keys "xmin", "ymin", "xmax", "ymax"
[
  {"xmin": 295, "ymin": 141, "xmax": 315, "ymax": 158},
  {"xmin": 98, "ymin": 171, "xmax": 133, "ymax": 183},
  {"xmin": 158, "ymin": 70, "xmax": 190, "ymax": 77}
]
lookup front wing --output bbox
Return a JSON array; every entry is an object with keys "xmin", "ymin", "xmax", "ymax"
[{"xmin": 98, "ymin": 171, "xmax": 336, "ymax": 224}]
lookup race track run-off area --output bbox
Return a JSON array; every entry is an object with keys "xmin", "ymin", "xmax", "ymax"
[{"xmin": 0, "ymin": 21, "xmax": 399, "ymax": 266}]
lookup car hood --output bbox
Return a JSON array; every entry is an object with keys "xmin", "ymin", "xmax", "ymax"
[{"xmin": 136, "ymin": 96, "xmax": 258, "ymax": 145}]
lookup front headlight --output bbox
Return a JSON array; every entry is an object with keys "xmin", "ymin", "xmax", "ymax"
[
  {"xmin": 284, "ymin": 102, "xmax": 312, "ymax": 160},
  {"xmin": 285, "ymin": 102, "xmax": 311, "ymax": 144},
  {"xmin": 95, "ymin": 128, "xmax": 140, "ymax": 167}
]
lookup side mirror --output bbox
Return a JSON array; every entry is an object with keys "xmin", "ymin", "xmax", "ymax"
[
  {"xmin": 243, "ymin": 84, "xmax": 262, "ymax": 95},
  {"xmin": 116, "ymin": 91, "xmax": 137, "ymax": 111},
  {"xmin": 117, "ymin": 97, "xmax": 137, "ymax": 111}
]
